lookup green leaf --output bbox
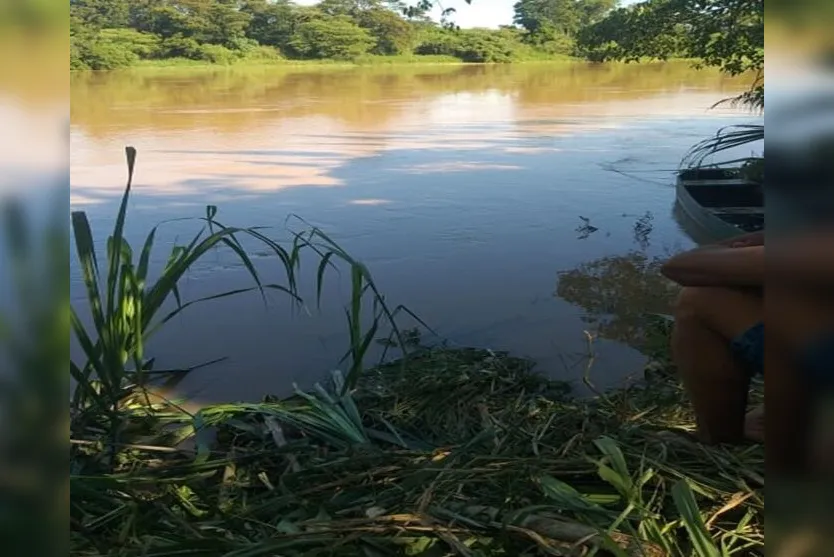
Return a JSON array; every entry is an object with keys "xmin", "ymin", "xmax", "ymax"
[
  {"xmin": 539, "ymin": 475, "xmax": 610, "ymax": 515},
  {"xmin": 672, "ymin": 480, "xmax": 721, "ymax": 557},
  {"xmin": 136, "ymin": 225, "xmax": 157, "ymax": 287},
  {"xmin": 192, "ymin": 411, "xmax": 211, "ymax": 465}
]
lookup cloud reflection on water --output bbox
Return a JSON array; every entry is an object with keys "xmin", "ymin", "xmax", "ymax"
[
  {"xmin": 66, "ymin": 62, "xmax": 761, "ymax": 402},
  {"xmin": 70, "ymin": 63, "xmax": 753, "ymax": 206}
]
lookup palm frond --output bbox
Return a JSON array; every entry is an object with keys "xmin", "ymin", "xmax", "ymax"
[
  {"xmin": 712, "ymin": 71, "xmax": 764, "ymax": 114},
  {"xmin": 680, "ymin": 124, "xmax": 764, "ymax": 170}
]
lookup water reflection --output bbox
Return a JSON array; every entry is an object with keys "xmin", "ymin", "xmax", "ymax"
[
  {"xmin": 70, "ymin": 62, "xmax": 750, "ymax": 136},
  {"xmin": 71, "ymin": 62, "xmax": 753, "ymax": 207},
  {"xmin": 68, "ymin": 61, "xmax": 761, "ymax": 402},
  {"xmin": 555, "ymin": 251, "xmax": 678, "ymax": 353}
]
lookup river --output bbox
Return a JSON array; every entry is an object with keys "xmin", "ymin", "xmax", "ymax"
[{"xmin": 69, "ymin": 61, "xmax": 762, "ymax": 403}]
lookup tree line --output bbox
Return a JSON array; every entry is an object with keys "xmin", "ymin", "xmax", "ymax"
[
  {"xmin": 70, "ymin": 0, "xmax": 763, "ymax": 92},
  {"xmin": 69, "ymin": 0, "xmax": 620, "ymax": 69}
]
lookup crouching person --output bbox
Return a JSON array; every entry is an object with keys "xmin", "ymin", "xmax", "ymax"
[{"xmin": 661, "ymin": 228, "xmax": 834, "ymax": 476}]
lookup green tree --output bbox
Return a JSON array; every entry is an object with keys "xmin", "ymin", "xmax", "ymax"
[
  {"xmin": 456, "ymin": 28, "xmax": 519, "ymax": 62},
  {"xmin": 73, "ymin": 36, "xmax": 140, "ymax": 69},
  {"xmin": 241, "ymin": 0, "xmax": 298, "ymax": 50},
  {"xmin": 204, "ymin": 0, "xmax": 252, "ymax": 44},
  {"xmin": 318, "ymin": 0, "xmax": 379, "ymax": 15},
  {"xmin": 69, "ymin": 0, "xmax": 590, "ymax": 68},
  {"xmin": 128, "ymin": 1, "xmax": 203, "ymax": 40},
  {"xmin": 98, "ymin": 27, "xmax": 162, "ymax": 57},
  {"xmin": 513, "ymin": 0, "xmax": 615, "ymax": 41},
  {"xmin": 415, "ymin": 26, "xmax": 522, "ymax": 62},
  {"xmin": 356, "ymin": 7, "xmax": 416, "ymax": 54},
  {"xmin": 576, "ymin": 2, "xmax": 689, "ymax": 61},
  {"xmin": 576, "ymin": 0, "xmax": 763, "ymax": 107},
  {"xmin": 289, "ymin": 15, "xmax": 376, "ymax": 59},
  {"xmin": 577, "ymin": 0, "xmax": 763, "ymax": 76},
  {"xmin": 70, "ymin": 0, "xmax": 130, "ymax": 28},
  {"xmin": 413, "ymin": 25, "xmax": 463, "ymax": 56},
  {"xmin": 127, "ymin": 0, "xmax": 250, "ymax": 45}
]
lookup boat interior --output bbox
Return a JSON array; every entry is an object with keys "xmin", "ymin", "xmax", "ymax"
[{"xmin": 679, "ymin": 168, "xmax": 764, "ymax": 232}]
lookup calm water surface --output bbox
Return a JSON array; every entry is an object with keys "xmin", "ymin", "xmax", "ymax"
[{"xmin": 69, "ymin": 62, "xmax": 762, "ymax": 403}]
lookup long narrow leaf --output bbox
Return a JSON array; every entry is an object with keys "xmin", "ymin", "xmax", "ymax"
[
  {"xmin": 672, "ymin": 480, "xmax": 721, "ymax": 557},
  {"xmin": 70, "ymin": 211, "xmax": 105, "ymax": 338},
  {"xmin": 106, "ymin": 146, "xmax": 137, "ymax": 322}
]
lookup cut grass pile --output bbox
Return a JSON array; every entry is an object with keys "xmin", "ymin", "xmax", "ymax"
[{"xmin": 70, "ymin": 346, "xmax": 764, "ymax": 556}]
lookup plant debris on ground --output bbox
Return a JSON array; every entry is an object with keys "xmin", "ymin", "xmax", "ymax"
[{"xmin": 70, "ymin": 346, "xmax": 764, "ymax": 557}]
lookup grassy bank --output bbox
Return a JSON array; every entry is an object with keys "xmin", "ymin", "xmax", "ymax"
[
  {"xmin": 73, "ymin": 55, "xmax": 708, "ymax": 76},
  {"xmin": 67, "ymin": 149, "xmax": 763, "ymax": 556},
  {"xmin": 84, "ymin": 53, "xmax": 577, "ymax": 71}
]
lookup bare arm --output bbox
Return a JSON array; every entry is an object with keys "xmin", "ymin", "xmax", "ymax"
[
  {"xmin": 714, "ymin": 230, "xmax": 765, "ymax": 248},
  {"xmin": 661, "ymin": 245, "xmax": 764, "ymax": 287}
]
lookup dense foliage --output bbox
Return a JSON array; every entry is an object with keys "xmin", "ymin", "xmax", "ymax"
[
  {"xmin": 70, "ymin": 0, "xmax": 619, "ymax": 69},
  {"xmin": 513, "ymin": 0, "xmax": 616, "ymax": 52},
  {"xmin": 576, "ymin": 0, "xmax": 764, "ymax": 107}
]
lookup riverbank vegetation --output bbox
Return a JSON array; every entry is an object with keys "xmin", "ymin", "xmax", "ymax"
[
  {"xmin": 70, "ymin": 0, "xmax": 765, "ymax": 73},
  {"xmin": 70, "ymin": 0, "xmax": 764, "ymax": 79},
  {"xmin": 69, "ymin": 0, "xmax": 608, "ymax": 70},
  {"xmin": 62, "ymin": 149, "xmax": 764, "ymax": 555}
]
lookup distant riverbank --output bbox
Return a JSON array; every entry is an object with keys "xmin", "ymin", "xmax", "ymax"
[
  {"xmin": 72, "ymin": 52, "xmax": 580, "ymax": 72},
  {"xmin": 71, "ymin": 53, "xmax": 704, "ymax": 73}
]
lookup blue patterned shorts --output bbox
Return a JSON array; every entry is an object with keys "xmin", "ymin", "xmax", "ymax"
[{"xmin": 731, "ymin": 322, "xmax": 764, "ymax": 377}]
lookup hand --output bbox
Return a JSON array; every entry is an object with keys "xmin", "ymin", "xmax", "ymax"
[
  {"xmin": 661, "ymin": 244, "xmax": 764, "ymax": 287},
  {"xmin": 720, "ymin": 231, "xmax": 765, "ymax": 249}
]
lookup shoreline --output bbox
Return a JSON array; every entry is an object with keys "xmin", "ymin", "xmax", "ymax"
[{"xmin": 69, "ymin": 56, "xmax": 705, "ymax": 74}]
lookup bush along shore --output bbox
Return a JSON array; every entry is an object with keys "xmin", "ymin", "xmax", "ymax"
[
  {"xmin": 69, "ymin": 149, "xmax": 763, "ymax": 556},
  {"xmin": 70, "ymin": 0, "xmax": 598, "ymax": 70},
  {"xmin": 69, "ymin": 0, "xmax": 733, "ymax": 71}
]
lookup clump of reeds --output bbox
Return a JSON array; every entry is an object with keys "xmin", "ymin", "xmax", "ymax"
[
  {"xmin": 68, "ymin": 149, "xmax": 764, "ymax": 556},
  {"xmin": 69, "ymin": 147, "xmax": 418, "ymax": 461}
]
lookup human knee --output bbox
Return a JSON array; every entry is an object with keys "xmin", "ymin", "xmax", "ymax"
[{"xmin": 674, "ymin": 286, "xmax": 713, "ymax": 319}]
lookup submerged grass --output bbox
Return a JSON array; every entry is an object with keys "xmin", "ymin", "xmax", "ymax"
[{"xmin": 67, "ymin": 149, "xmax": 764, "ymax": 556}]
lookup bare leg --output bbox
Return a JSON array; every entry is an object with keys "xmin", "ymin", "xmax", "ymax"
[{"xmin": 671, "ymin": 287, "xmax": 762, "ymax": 444}]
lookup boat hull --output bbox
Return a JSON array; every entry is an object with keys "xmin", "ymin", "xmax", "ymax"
[{"xmin": 675, "ymin": 169, "xmax": 764, "ymax": 242}]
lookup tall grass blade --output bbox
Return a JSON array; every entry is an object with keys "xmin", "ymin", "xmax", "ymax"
[
  {"xmin": 672, "ymin": 480, "xmax": 721, "ymax": 557},
  {"xmin": 136, "ymin": 225, "xmax": 157, "ymax": 286},
  {"xmin": 106, "ymin": 146, "xmax": 136, "ymax": 322},
  {"xmin": 70, "ymin": 211, "xmax": 105, "ymax": 337},
  {"xmin": 593, "ymin": 437, "xmax": 633, "ymax": 496},
  {"xmin": 316, "ymin": 251, "xmax": 335, "ymax": 308}
]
